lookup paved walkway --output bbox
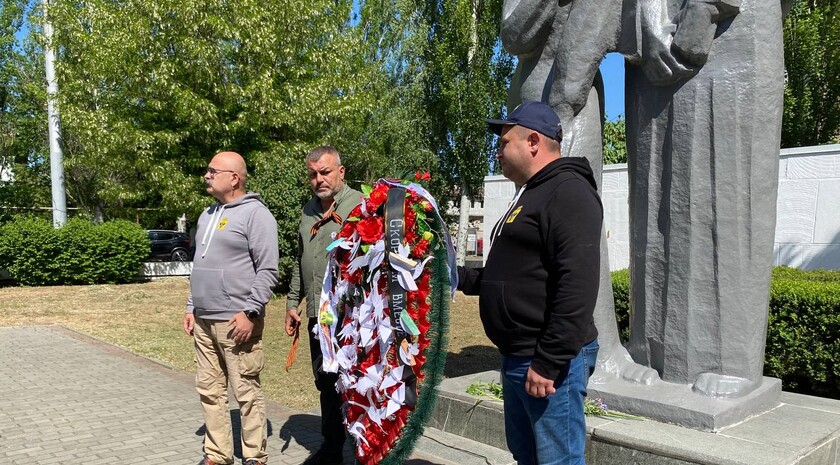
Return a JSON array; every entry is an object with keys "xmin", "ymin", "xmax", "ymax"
[{"xmin": 0, "ymin": 326, "xmax": 454, "ymax": 465}]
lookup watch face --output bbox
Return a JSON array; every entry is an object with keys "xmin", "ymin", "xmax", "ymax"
[{"xmin": 246, "ymin": 310, "xmax": 260, "ymax": 319}]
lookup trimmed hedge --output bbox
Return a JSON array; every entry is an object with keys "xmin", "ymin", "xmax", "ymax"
[
  {"xmin": 610, "ymin": 268, "xmax": 631, "ymax": 342},
  {"xmin": 611, "ymin": 266, "xmax": 840, "ymax": 399},
  {"xmin": 765, "ymin": 267, "xmax": 840, "ymax": 397},
  {"xmin": 0, "ymin": 217, "xmax": 149, "ymax": 285}
]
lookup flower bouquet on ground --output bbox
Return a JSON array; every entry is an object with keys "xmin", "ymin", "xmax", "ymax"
[{"xmin": 316, "ymin": 172, "xmax": 457, "ymax": 465}]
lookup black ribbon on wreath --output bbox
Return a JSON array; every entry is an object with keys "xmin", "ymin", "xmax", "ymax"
[{"xmin": 384, "ymin": 186, "xmax": 419, "ymax": 408}]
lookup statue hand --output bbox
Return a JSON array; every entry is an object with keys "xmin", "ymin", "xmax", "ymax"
[
  {"xmin": 641, "ymin": 22, "xmax": 694, "ymax": 86},
  {"xmin": 672, "ymin": 0, "xmax": 740, "ymax": 67},
  {"xmin": 672, "ymin": 2, "xmax": 718, "ymax": 67}
]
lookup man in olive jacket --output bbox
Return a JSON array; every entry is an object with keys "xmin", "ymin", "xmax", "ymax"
[{"xmin": 285, "ymin": 146, "xmax": 361, "ymax": 465}]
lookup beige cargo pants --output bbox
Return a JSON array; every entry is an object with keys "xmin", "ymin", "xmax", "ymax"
[{"xmin": 194, "ymin": 317, "xmax": 267, "ymax": 464}]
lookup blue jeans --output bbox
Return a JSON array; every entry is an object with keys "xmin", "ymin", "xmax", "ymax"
[{"xmin": 501, "ymin": 339, "xmax": 599, "ymax": 465}]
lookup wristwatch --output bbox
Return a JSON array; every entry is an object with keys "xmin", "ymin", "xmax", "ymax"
[{"xmin": 244, "ymin": 309, "xmax": 260, "ymax": 320}]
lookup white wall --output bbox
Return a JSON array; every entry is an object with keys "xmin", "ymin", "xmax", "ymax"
[
  {"xmin": 142, "ymin": 261, "xmax": 192, "ymax": 277},
  {"xmin": 483, "ymin": 144, "xmax": 840, "ymax": 271},
  {"xmin": 775, "ymin": 144, "xmax": 840, "ymax": 269}
]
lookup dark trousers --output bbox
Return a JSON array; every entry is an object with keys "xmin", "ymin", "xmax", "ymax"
[{"xmin": 308, "ymin": 319, "xmax": 345, "ymax": 458}]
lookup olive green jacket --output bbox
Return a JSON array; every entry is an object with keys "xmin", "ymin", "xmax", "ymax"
[{"xmin": 286, "ymin": 184, "xmax": 362, "ymax": 318}]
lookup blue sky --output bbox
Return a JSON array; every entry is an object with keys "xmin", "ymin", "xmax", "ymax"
[{"xmin": 599, "ymin": 53, "xmax": 625, "ymax": 121}]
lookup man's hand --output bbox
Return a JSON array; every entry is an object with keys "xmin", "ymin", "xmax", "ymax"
[
  {"xmin": 285, "ymin": 308, "xmax": 301, "ymax": 336},
  {"xmin": 183, "ymin": 313, "xmax": 195, "ymax": 336},
  {"xmin": 227, "ymin": 312, "xmax": 255, "ymax": 344},
  {"xmin": 525, "ymin": 366, "xmax": 556, "ymax": 398}
]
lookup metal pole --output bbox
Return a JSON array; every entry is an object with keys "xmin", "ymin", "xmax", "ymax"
[{"xmin": 43, "ymin": 0, "xmax": 67, "ymax": 228}]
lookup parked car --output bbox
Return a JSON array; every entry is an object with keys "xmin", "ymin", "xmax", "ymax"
[{"xmin": 146, "ymin": 230, "xmax": 192, "ymax": 261}]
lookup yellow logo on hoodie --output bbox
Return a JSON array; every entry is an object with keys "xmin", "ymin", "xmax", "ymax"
[
  {"xmin": 506, "ymin": 206, "xmax": 523, "ymax": 223},
  {"xmin": 217, "ymin": 218, "xmax": 229, "ymax": 230}
]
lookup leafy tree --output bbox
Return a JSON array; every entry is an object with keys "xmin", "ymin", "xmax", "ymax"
[
  {"xmin": 0, "ymin": 0, "xmax": 52, "ymax": 222},
  {"xmin": 782, "ymin": 0, "xmax": 840, "ymax": 147},
  {"xmin": 603, "ymin": 115, "xmax": 627, "ymax": 165},
  {"xmin": 0, "ymin": 0, "xmax": 24, "ymax": 164},
  {"xmin": 42, "ymin": 0, "xmax": 372, "ymax": 224},
  {"xmin": 328, "ymin": 0, "xmax": 438, "ymax": 185},
  {"xmin": 250, "ymin": 0, "xmax": 440, "ymax": 287},
  {"xmin": 421, "ymin": 0, "xmax": 514, "ymax": 263}
]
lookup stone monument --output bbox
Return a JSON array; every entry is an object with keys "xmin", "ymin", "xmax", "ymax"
[{"xmin": 500, "ymin": 0, "xmax": 792, "ymax": 430}]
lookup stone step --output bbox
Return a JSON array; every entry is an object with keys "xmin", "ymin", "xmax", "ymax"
[
  {"xmin": 415, "ymin": 427, "xmax": 514, "ymax": 465},
  {"xmin": 429, "ymin": 370, "xmax": 506, "ymax": 450},
  {"xmin": 431, "ymin": 370, "xmax": 840, "ymax": 465}
]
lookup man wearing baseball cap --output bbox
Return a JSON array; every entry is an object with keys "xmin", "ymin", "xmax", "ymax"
[{"xmin": 459, "ymin": 100, "xmax": 602, "ymax": 464}]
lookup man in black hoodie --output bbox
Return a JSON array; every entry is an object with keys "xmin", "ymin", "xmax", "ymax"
[{"xmin": 459, "ymin": 101, "xmax": 601, "ymax": 465}]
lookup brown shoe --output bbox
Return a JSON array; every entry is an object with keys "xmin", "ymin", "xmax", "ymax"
[{"xmin": 198, "ymin": 457, "xmax": 219, "ymax": 465}]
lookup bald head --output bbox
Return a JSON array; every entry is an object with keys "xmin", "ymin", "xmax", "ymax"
[
  {"xmin": 211, "ymin": 151, "xmax": 248, "ymax": 181},
  {"xmin": 205, "ymin": 151, "xmax": 248, "ymax": 203}
]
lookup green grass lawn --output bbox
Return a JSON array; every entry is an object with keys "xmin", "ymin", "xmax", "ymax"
[{"xmin": 0, "ymin": 277, "xmax": 498, "ymax": 411}]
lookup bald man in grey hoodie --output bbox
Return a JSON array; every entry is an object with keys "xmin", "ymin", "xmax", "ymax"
[{"xmin": 183, "ymin": 151, "xmax": 279, "ymax": 465}]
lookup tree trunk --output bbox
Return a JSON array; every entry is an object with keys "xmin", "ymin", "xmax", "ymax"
[
  {"xmin": 456, "ymin": 182, "xmax": 470, "ymax": 266},
  {"xmin": 43, "ymin": 0, "xmax": 67, "ymax": 229}
]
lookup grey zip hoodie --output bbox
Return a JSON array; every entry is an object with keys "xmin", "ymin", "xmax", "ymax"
[{"xmin": 186, "ymin": 192, "xmax": 279, "ymax": 321}]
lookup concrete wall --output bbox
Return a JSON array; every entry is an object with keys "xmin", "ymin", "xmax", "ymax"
[
  {"xmin": 483, "ymin": 144, "xmax": 840, "ymax": 271},
  {"xmin": 142, "ymin": 261, "xmax": 192, "ymax": 277},
  {"xmin": 775, "ymin": 144, "xmax": 840, "ymax": 269}
]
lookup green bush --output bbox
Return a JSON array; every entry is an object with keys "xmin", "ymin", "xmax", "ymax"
[
  {"xmin": 611, "ymin": 267, "xmax": 840, "ymax": 399},
  {"xmin": 610, "ymin": 268, "xmax": 631, "ymax": 342},
  {"xmin": 765, "ymin": 274, "xmax": 840, "ymax": 397},
  {"xmin": 0, "ymin": 217, "xmax": 65, "ymax": 285},
  {"xmin": 771, "ymin": 265, "xmax": 840, "ymax": 283},
  {"xmin": 0, "ymin": 217, "xmax": 149, "ymax": 285}
]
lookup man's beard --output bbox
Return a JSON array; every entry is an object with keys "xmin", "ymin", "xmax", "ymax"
[{"xmin": 314, "ymin": 187, "xmax": 338, "ymax": 200}]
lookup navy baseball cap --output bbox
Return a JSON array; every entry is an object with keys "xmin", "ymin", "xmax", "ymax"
[{"xmin": 487, "ymin": 101, "xmax": 563, "ymax": 141}]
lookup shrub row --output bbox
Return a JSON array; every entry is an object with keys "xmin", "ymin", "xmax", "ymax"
[
  {"xmin": 610, "ymin": 266, "xmax": 840, "ymax": 398},
  {"xmin": 0, "ymin": 217, "xmax": 149, "ymax": 285}
]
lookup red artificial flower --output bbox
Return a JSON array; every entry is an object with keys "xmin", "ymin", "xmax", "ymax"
[
  {"xmin": 348, "ymin": 204, "xmax": 363, "ymax": 219},
  {"xmin": 339, "ymin": 221, "xmax": 356, "ymax": 238},
  {"xmin": 412, "ymin": 239, "xmax": 430, "ymax": 257},
  {"xmin": 414, "ymin": 171, "xmax": 431, "ymax": 182},
  {"xmin": 404, "ymin": 207, "xmax": 417, "ymax": 232},
  {"xmin": 405, "ymin": 229, "xmax": 418, "ymax": 246},
  {"xmin": 368, "ymin": 184, "xmax": 389, "ymax": 210},
  {"xmin": 357, "ymin": 217, "xmax": 384, "ymax": 243}
]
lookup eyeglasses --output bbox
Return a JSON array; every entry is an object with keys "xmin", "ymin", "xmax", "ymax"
[{"xmin": 206, "ymin": 167, "xmax": 236, "ymax": 177}]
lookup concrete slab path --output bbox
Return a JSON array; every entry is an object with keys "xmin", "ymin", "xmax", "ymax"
[{"xmin": 0, "ymin": 326, "xmax": 467, "ymax": 465}]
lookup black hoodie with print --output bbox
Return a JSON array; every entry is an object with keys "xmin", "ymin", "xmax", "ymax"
[{"xmin": 459, "ymin": 157, "xmax": 602, "ymax": 381}]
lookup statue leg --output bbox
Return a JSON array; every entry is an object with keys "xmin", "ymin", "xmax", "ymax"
[
  {"xmin": 689, "ymin": 14, "xmax": 783, "ymax": 396},
  {"xmin": 566, "ymin": 77, "xmax": 657, "ymax": 385},
  {"xmin": 627, "ymin": 19, "xmax": 782, "ymax": 396}
]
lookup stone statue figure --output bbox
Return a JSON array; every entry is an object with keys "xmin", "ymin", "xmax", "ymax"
[
  {"xmin": 500, "ymin": 0, "xmax": 658, "ymax": 385},
  {"xmin": 625, "ymin": 0, "xmax": 792, "ymax": 397}
]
